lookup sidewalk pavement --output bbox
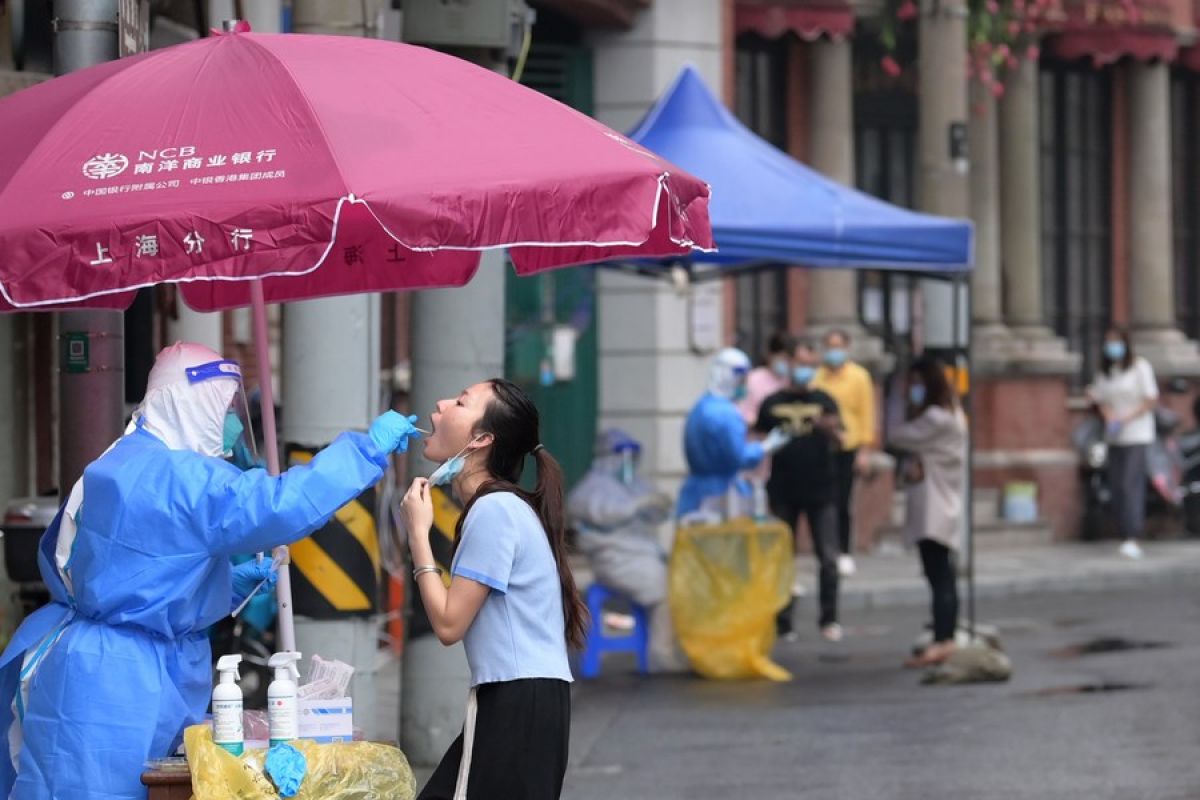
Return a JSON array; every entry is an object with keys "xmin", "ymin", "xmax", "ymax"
[
  {"xmin": 798, "ymin": 538, "xmax": 1200, "ymax": 612},
  {"xmin": 571, "ymin": 537, "xmax": 1200, "ymax": 613}
]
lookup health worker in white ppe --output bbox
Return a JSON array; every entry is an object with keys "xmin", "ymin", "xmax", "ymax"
[{"xmin": 0, "ymin": 342, "xmax": 421, "ymax": 800}]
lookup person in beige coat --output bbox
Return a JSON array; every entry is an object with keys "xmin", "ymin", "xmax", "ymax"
[{"xmin": 887, "ymin": 356, "xmax": 968, "ymax": 667}]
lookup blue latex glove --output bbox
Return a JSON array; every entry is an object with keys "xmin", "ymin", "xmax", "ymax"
[
  {"xmin": 368, "ymin": 411, "xmax": 422, "ymax": 454},
  {"xmin": 265, "ymin": 742, "xmax": 308, "ymax": 798},
  {"xmin": 231, "ymin": 558, "xmax": 277, "ymax": 609}
]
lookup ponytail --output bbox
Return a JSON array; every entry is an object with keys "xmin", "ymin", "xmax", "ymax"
[{"xmin": 530, "ymin": 445, "xmax": 588, "ymax": 650}]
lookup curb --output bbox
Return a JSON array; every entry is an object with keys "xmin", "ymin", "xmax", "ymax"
[{"xmin": 795, "ymin": 560, "xmax": 1200, "ymax": 612}]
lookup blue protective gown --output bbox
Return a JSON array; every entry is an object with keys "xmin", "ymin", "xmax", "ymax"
[
  {"xmin": 0, "ymin": 425, "xmax": 389, "ymax": 800},
  {"xmin": 677, "ymin": 393, "xmax": 765, "ymax": 516}
]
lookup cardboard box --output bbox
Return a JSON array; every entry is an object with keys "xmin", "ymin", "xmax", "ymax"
[{"xmin": 298, "ymin": 697, "xmax": 354, "ymax": 744}]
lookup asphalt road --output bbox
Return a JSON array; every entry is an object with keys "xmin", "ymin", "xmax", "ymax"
[{"xmin": 564, "ymin": 585, "xmax": 1200, "ymax": 800}]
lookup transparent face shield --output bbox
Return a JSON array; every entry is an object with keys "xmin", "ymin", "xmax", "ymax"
[
  {"xmin": 615, "ymin": 444, "xmax": 640, "ymax": 485},
  {"xmin": 185, "ymin": 359, "xmax": 258, "ymax": 467}
]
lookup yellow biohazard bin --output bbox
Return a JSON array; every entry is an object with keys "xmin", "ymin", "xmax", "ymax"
[{"xmin": 669, "ymin": 517, "xmax": 795, "ymax": 682}]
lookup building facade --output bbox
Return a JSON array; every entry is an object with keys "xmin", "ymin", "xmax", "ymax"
[{"xmin": 5, "ymin": 0, "xmax": 1200, "ymax": 546}]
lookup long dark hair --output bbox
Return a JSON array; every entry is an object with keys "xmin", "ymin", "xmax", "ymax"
[
  {"xmin": 452, "ymin": 379, "xmax": 588, "ymax": 649},
  {"xmin": 1101, "ymin": 328, "xmax": 1135, "ymax": 375},
  {"xmin": 909, "ymin": 355, "xmax": 956, "ymax": 414}
]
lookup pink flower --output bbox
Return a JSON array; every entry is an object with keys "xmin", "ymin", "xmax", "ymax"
[
  {"xmin": 1008, "ymin": 20, "xmax": 1021, "ymax": 36},
  {"xmin": 996, "ymin": 43, "xmax": 1011, "ymax": 60},
  {"xmin": 1026, "ymin": 44, "xmax": 1041, "ymax": 61},
  {"xmin": 881, "ymin": 55, "xmax": 903, "ymax": 77},
  {"xmin": 897, "ymin": 0, "xmax": 919, "ymax": 20},
  {"xmin": 986, "ymin": 0, "xmax": 1000, "ymax": 13},
  {"xmin": 991, "ymin": 81, "xmax": 1006, "ymax": 98}
]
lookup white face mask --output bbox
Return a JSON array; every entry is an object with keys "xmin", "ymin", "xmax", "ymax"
[{"xmin": 429, "ymin": 435, "xmax": 483, "ymax": 486}]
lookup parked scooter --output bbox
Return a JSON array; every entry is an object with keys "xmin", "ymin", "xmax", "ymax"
[{"xmin": 1176, "ymin": 395, "xmax": 1200, "ymax": 535}]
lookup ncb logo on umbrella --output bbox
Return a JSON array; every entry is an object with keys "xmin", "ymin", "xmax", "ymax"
[{"xmin": 82, "ymin": 153, "xmax": 130, "ymax": 180}]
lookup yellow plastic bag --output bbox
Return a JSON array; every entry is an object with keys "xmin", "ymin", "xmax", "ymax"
[
  {"xmin": 185, "ymin": 725, "xmax": 417, "ymax": 800},
  {"xmin": 668, "ymin": 517, "xmax": 795, "ymax": 681}
]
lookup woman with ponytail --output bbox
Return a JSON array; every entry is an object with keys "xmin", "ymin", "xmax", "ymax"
[{"xmin": 400, "ymin": 378, "xmax": 585, "ymax": 800}]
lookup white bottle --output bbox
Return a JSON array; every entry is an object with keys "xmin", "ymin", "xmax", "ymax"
[
  {"xmin": 213, "ymin": 654, "xmax": 244, "ymax": 756},
  {"xmin": 267, "ymin": 651, "xmax": 302, "ymax": 745}
]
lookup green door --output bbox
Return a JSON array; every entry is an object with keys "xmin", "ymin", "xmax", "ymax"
[{"xmin": 507, "ymin": 44, "xmax": 597, "ymax": 487}]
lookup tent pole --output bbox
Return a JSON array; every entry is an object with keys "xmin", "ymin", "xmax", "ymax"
[
  {"xmin": 959, "ymin": 273, "xmax": 976, "ymax": 639},
  {"xmin": 250, "ymin": 279, "xmax": 296, "ymax": 653}
]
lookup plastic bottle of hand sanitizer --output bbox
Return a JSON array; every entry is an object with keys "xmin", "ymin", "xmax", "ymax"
[
  {"xmin": 213, "ymin": 654, "xmax": 244, "ymax": 756},
  {"xmin": 267, "ymin": 651, "xmax": 302, "ymax": 745}
]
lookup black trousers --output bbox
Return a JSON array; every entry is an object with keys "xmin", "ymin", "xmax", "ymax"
[
  {"xmin": 418, "ymin": 679, "xmax": 571, "ymax": 800},
  {"xmin": 1107, "ymin": 443, "xmax": 1148, "ymax": 541},
  {"xmin": 918, "ymin": 539, "xmax": 959, "ymax": 643},
  {"xmin": 772, "ymin": 498, "xmax": 839, "ymax": 630},
  {"xmin": 833, "ymin": 449, "xmax": 858, "ymax": 555}
]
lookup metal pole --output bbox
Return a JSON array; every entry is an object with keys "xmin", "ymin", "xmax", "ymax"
[
  {"xmin": 54, "ymin": 0, "xmax": 124, "ymax": 497},
  {"xmin": 963, "ymin": 275, "xmax": 976, "ymax": 639}
]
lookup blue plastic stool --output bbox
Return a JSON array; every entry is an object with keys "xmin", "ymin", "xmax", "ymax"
[{"xmin": 580, "ymin": 583, "xmax": 650, "ymax": 679}]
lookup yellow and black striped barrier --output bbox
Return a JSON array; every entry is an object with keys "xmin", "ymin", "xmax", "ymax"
[{"xmin": 287, "ymin": 445, "xmax": 381, "ymax": 618}]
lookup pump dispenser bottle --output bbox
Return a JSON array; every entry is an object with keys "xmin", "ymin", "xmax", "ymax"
[
  {"xmin": 267, "ymin": 651, "xmax": 302, "ymax": 745},
  {"xmin": 213, "ymin": 654, "xmax": 244, "ymax": 755}
]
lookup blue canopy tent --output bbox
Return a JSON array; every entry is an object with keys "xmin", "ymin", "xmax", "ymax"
[
  {"xmin": 622, "ymin": 65, "xmax": 983, "ymax": 638},
  {"xmin": 626, "ymin": 64, "xmax": 974, "ymax": 276}
]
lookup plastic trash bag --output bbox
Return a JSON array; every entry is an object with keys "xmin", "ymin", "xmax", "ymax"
[
  {"xmin": 668, "ymin": 517, "xmax": 794, "ymax": 681},
  {"xmin": 185, "ymin": 725, "xmax": 416, "ymax": 800}
]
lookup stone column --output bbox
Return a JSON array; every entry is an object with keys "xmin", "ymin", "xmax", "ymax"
[
  {"xmin": 916, "ymin": 0, "xmax": 969, "ymax": 350},
  {"xmin": 1127, "ymin": 61, "xmax": 1200, "ymax": 375},
  {"xmin": 998, "ymin": 58, "xmax": 1079, "ymax": 374},
  {"xmin": 806, "ymin": 38, "xmax": 885, "ymax": 366},
  {"xmin": 968, "ymin": 82, "xmax": 1013, "ymax": 371},
  {"xmin": 590, "ymin": 0, "xmax": 723, "ymax": 494}
]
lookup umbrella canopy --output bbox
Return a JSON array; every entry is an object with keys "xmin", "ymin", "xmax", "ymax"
[
  {"xmin": 0, "ymin": 30, "xmax": 713, "ymax": 312},
  {"xmin": 628, "ymin": 66, "xmax": 971, "ymax": 273}
]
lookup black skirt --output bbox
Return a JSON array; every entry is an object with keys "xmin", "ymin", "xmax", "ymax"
[{"xmin": 417, "ymin": 678, "xmax": 571, "ymax": 800}]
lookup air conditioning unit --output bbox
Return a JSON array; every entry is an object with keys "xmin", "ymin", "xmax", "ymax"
[{"xmin": 400, "ymin": 0, "xmax": 530, "ymax": 51}]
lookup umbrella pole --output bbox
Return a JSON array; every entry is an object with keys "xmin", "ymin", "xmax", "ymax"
[{"xmin": 250, "ymin": 280, "xmax": 297, "ymax": 653}]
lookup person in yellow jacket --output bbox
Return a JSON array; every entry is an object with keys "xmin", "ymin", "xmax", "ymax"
[{"xmin": 812, "ymin": 329, "xmax": 878, "ymax": 578}]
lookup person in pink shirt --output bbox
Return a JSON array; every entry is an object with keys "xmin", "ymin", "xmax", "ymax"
[{"xmin": 739, "ymin": 332, "xmax": 795, "ymax": 429}]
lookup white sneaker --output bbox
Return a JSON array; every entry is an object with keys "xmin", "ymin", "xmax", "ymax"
[
  {"xmin": 602, "ymin": 611, "xmax": 636, "ymax": 632},
  {"xmin": 1119, "ymin": 540, "xmax": 1144, "ymax": 560},
  {"xmin": 838, "ymin": 555, "xmax": 857, "ymax": 577},
  {"xmin": 821, "ymin": 623, "xmax": 844, "ymax": 643}
]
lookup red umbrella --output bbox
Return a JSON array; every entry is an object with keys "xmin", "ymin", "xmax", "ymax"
[{"xmin": 0, "ymin": 27, "xmax": 714, "ymax": 648}]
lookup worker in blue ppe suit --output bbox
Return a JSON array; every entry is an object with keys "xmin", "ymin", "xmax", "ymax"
[
  {"xmin": 678, "ymin": 348, "xmax": 790, "ymax": 517},
  {"xmin": 0, "ymin": 342, "xmax": 421, "ymax": 800}
]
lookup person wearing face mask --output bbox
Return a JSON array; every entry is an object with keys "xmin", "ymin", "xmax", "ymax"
[
  {"xmin": 567, "ymin": 430, "xmax": 685, "ymax": 672},
  {"xmin": 739, "ymin": 332, "xmax": 796, "ymax": 427},
  {"xmin": 0, "ymin": 342, "xmax": 420, "ymax": 800},
  {"xmin": 400, "ymin": 379, "xmax": 584, "ymax": 800},
  {"xmin": 677, "ymin": 348, "xmax": 790, "ymax": 518},
  {"xmin": 567, "ymin": 429, "xmax": 670, "ymax": 608},
  {"xmin": 1087, "ymin": 329, "xmax": 1160, "ymax": 560},
  {"xmin": 887, "ymin": 356, "xmax": 967, "ymax": 667},
  {"xmin": 812, "ymin": 329, "xmax": 878, "ymax": 579},
  {"xmin": 755, "ymin": 339, "xmax": 845, "ymax": 642}
]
